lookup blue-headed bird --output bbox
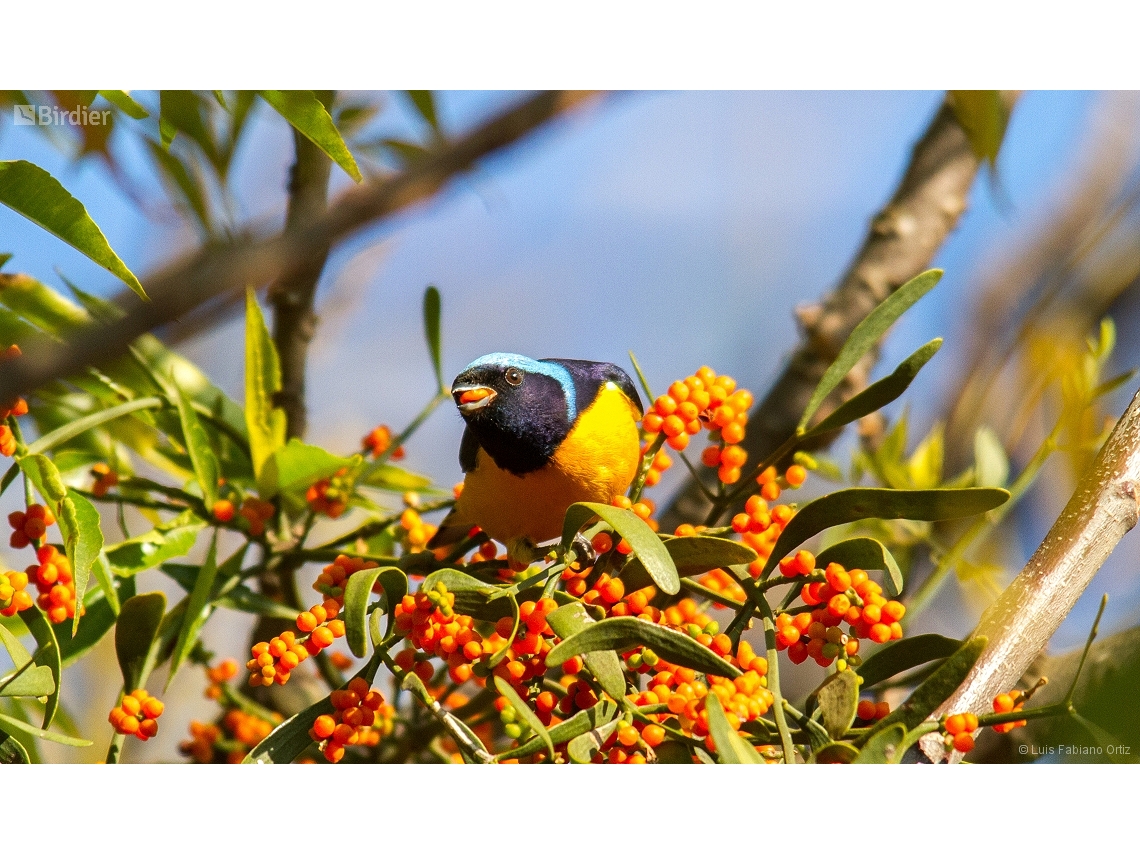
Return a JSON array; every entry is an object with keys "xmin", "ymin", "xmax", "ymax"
[{"xmin": 427, "ymin": 353, "xmax": 644, "ymax": 562}]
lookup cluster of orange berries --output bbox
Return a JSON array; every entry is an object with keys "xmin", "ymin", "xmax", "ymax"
[
  {"xmin": 309, "ymin": 676, "xmax": 394, "ymax": 763},
  {"xmin": 0, "ymin": 344, "xmax": 27, "ymax": 457},
  {"xmin": 306, "ymin": 467, "xmax": 352, "ymax": 519},
  {"xmin": 362, "ymin": 424, "xmax": 405, "ymax": 460},
  {"xmin": 89, "ymin": 462, "xmax": 120, "ymax": 497},
  {"xmin": 942, "ymin": 711, "xmax": 980, "ymax": 753},
  {"xmin": 204, "ymin": 659, "xmax": 239, "ymax": 700},
  {"xmin": 856, "ymin": 698, "xmax": 892, "ymax": 723},
  {"xmin": 29, "ymin": 545, "xmax": 84, "ymax": 625},
  {"xmin": 109, "ymin": 689, "xmax": 165, "ymax": 741},
  {"xmin": 992, "ymin": 690, "xmax": 1028, "ymax": 734},
  {"xmin": 397, "ymin": 506, "xmax": 438, "ymax": 554},
  {"xmin": 0, "ymin": 567, "xmax": 33, "ymax": 617},
  {"xmin": 697, "ymin": 567, "xmax": 747, "ymax": 607},
  {"xmin": 180, "ymin": 707, "xmax": 283, "ymax": 764},
  {"xmin": 8, "ymin": 503, "xmax": 54, "ymax": 549},
  {"xmin": 212, "ymin": 495, "xmax": 275, "ymax": 537},
  {"xmin": 641, "ymin": 368, "xmax": 753, "ymax": 475},
  {"xmin": 394, "ymin": 583, "xmax": 484, "ymax": 685},
  {"xmin": 642, "ymin": 447, "xmax": 673, "ymax": 488},
  {"xmin": 608, "ymin": 495, "xmax": 657, "ymax": 536},
  {"xmin": 724, "ymin": 467, "xmax": 807, "ymax": 576},
  {"xmin": 247, "ymin": 555, "xmax": 374, "ymax": 687}
]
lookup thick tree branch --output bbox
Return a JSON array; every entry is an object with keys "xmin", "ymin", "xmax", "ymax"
[
  {"xmin": 0, "ymin": 90, "xmax": 599, "ymax": 405},
  {"xmin": 659, "ymin": 95, "xmax": 986, "ymax": 532},
  {"xmin": 920, "ymin": 382, "xmax": 1140, "ymax": 763},
  {"xmin": 270, "ymin": 91, "xmax": 335, "ymax": 440}
]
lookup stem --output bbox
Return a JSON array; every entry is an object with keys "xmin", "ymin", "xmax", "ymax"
[{"xmin": 756, "ymin": 595, "xmax": 796, "ymax": 763}]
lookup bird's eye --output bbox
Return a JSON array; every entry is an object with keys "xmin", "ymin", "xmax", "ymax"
[{"xmin": 504, "ymin": 367, "xmax": 523, "ymax": 386}]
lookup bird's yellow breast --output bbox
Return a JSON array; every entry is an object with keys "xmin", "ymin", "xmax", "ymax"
[{"xmin": 455, "ymin": 382, "xmax": 642, "ymax": 547}]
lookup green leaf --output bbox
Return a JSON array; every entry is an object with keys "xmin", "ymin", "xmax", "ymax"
[
  {"xmin": 0, "ymin": 623, "xmax": 32, "ymax": 669},
  {"xmin": 545, "ymin": 603, "xmax": 627, "ymax": 701},
  {"xmin": 496, "ymin": 700, "xmax": 618, "ymax": 761},
  {"xmin": 25, "ymin": 396, "xmax": 165, "ymax": 456},
  {"xmin": 0, "ymin": 161, "xmax": 147, "ymax": 299},
  {"xmin": 105, "ymin": 511, "xmax": 205, "ymax": 577},
  {"xmin": 400, "ymin": 672, "xmax": 491, "ymax": 764},
  {"xmin": 567, "ymin": 718, "xmax": 622, "ymax": 764},
  {"xmin": 166, "ymin": 532, "xmax": 219, "ymax": 689},
  {"xmin": 219, "ymin": 586, "xmax": 300, "ymax": 621},
  {"xmin": 58, "ymin": 491, "xmax": 103, "ymax": 636},
  {"xmin": 973, "ymin": 426, "xmax": 1009, "ymax": 488},
  {"xmin": 562, "ymin": 502, "xmax": 679, "ymax": 595},
  {"xmin": 18, "ymin": 605, "xmax": 62, "ymax": 728},
  {"xmin": 262, "ymin": 438, "xmax": 356, "ymax": 500},
  {"xmin": 545, "ymin": 615, "xmax": 742, "ymax": 679},
  {"xmin": 798, "ymin": 269, "xmax": 942, "ymax": 432},
  {"xmin": 812, "ymin": 742, "xmax": 859, "ymax": 763},
  {"xmin": 358, "ymin": 462, "xmax": 433, "ymax": 493},
  {"xmin": 58, "ymin": 593, "xmax": 118, "ymax": 666},
  {"xmin": 0, "ymin": 662, "xmax": 55, "ymax": 698},
  {"xmin": 762, "ymin": 487, "xmax": 1010, "ymax": 576},
  {"xmin": 174, "ymin": 379, "xmax": 220, "ymax": 508},
  {"xmin": 91, "ymin": 554, "xmax": 119, "ymax": 615},
  {"xmin": 620, "ymin": 535, "xmax": 758, "ymax": 593},
  {"xmin": 18, "ymin": 453, "xmax": 67, "ymax": 503},
  {"xmin": 494, "ymin": 675, "xmax": 554, "ymax": 759},
  {"xmin": 853, "ymin": 723, "xmax": 908, "ymax": 764},
  {"xmin": 705, "ymin": 692, "xmax": 763, "ymax": 763},
  {"xmin": 145, "ymin": 138, "xmax": 213, "ymax": 232},
  {"xmin": 866, "ymin": 636, "xmax": 986, "ymax": 738},
  {"xmin": 259, "ymin": 91, "xmax": 362, "ymax": 182},
  {"xmin": 0, "ymin": 270, "xmax": 89, "ymax": 334},
  {"xmin": 856, "ymin": 634, "xmax": 965, "ymax": 690},
  {"xmin": 376, "ymin": 568, "xmax": 407, "ymax": 639},
  {"xmin": 0, "ymin": 727, "xmax": 30, "ymax": 763},
  {"xmin": 114, "ymin": 592, "xmax": 167, "ymax": 691},
  {"xmin": 406, "ymin": 91, "xmax": 441, "ymax": 136},
  {"xmin": 814, "ymin": 537, "xmax": 904, "ymax": 598},
  {"xmin": 815, "ymin": 670, "xmax": 859, "ymax": 740},
  {"xmin": 0, "ymin": 712, "xmax": 91, "ymax": 748},
  {"xmin": 805, "ymin": 339, "xmax": 942, "ymax": 438},
  {"xmin": 343, "ymin": 564, "xmax": 389, "ymax": 658},
  {"xmin": 244, "ymin": 288, "xmax": 286, "ymax": 495},
  {"xmin": 97, "ymin": 90, "xmax": 149, "ymax": 119},
  {"xmin": 948, "ymin": 91, "xmax": 1010, "ymax": 166},
  {"xmin": 420, "ymin": 568, "xmax": 498, "ymax": 619},
  {"xmin": 654, "ymin": 741, "xmax": 695, "ymax": 763},
  {"xmin": 423, "ymin": 285, "xmax": 444, "ymax": 390}
]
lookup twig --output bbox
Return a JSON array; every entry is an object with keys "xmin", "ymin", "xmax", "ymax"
[
  {"xmin": 919, "ymin": 384, "xmax": 1140, "ymax": 763},
  {"xmin": 659, "ymin": 94, "xmax": 989, "ymax": 532}
]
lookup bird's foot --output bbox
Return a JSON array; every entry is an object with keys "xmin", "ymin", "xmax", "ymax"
[{"xmin": 570, "ymin": 532, "xmax": 596, "ymax": 566}]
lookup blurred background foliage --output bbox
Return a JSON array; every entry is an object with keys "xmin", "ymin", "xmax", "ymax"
[{"xmin": 2, "ymin": 90, "xmax": 1140, "ymax": 762}]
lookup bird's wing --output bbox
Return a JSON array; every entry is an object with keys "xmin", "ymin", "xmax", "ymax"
[{"xmin": 459, "ymin": 425, "xmax": 481, "ymax": 473}]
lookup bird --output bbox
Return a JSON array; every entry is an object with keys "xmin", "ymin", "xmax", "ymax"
[{"xmin": 427, "ymin": 353, "xmax": 644, "ymax": 563}]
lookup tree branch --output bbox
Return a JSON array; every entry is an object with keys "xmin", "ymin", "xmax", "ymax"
[
  {"xmin": 920, "ymin": 382, "xmax": 1140, "ymax": 763},
  {"xmin": 659, "ymin": 95, "xmax": 986, "ymax": 532},
  {"xmin": 0, "ymin": 90, "xmax": 600, "ymax": 405}
]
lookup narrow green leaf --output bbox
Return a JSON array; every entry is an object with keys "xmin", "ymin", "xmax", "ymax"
[
  {"xmin": 706, "ymin": 692, "xmax": 763, "ymax": 763},
  {"xmin": 244, "ymin": 288, "xmax": 286, "ymax": 495},
  {"xmin": 58, "ymin": 593, "xmax": 117, "ymax": 666},
  {"xmin": 853, "ymin": 723, "xmax": 908, "ymax": 763},
  {"xmin": 0, "ymin": 623, "xmax": 32, "ymax": 669},
  {"xmin": 494, "ymin": 675, "xmax": 554, "ymax": 759},
  {"xmin": 91, "ymin": 554, "xmax": 119, "ymax": 615},
  {"xmin": 0, "ymin": 270, "xmax": 89, "ymax": 333},
  {"xmin": 621, "ymin": 535, "xmax": 757, "ymax": 593},
  {"xmin": 805, "ymin": 339, "xmax": 942, "ymax": 437},
  {"xmin": 18, "ymin": 453, "xmax": 66, "ymax": 503},
  {"xmin": 167, "ymin": 532, "xmax": 219, "ymax": 688},
  {"xmin": 175, "ymin": 381, "xmax": 220, "ymax": 506},
  {"xmin": 568, "ymin": 718, "xmax": 622, "ymax": 763},
  {"xmin": 262, "ymin": 438, "xmax": 356, "ymax": 500},
  {"xmin": 814, "ymin": 537, "xmax": 904, "ymax": 598},
  {"xmin": 406, "ymin": 91, "xmax": 441, "ymax": 135},
  {"xmin": 545, "ymin": 615, "xmax": 742, "ymax": 679},
  {"xmin": 798, "ymin": 269, "xmax": 942, "ymax": 431},
  {"xmin": 259, "ymin": 91, "xmax": 362, "ymax": 182},
  {"xmin": 0, "ymin": 663, "xmax": 55, "ymax": 698},
  {"xmin": 423, "ymin": 285, "xmax": 444, "ymax": 390},
  {"xmin": 856, "ymin": 634, "xmax": 965, "ymax": 689},
  {"xmin": 866, "ymin": 636, "xmax": 987, "ymax": 738},
  {"xmin": 25, "ymin": 396, "xmax": 165, "ymax": 456},
  {"xmin": 58, "ymin": 491, "xmax": 103, "ymax": 636},
  {"xmin": 0, "ymin": 712, "xmax": 92, "ymax": 748},
  {"xmin": 0, "ymin": 161, "xmax": 147, "ymax": 299},
  {"xmin": 343, "ymin": 564, "xmax": 388, "ymax": 658},
  {"xmin": 377, "ymin": 568, "xmax": 407, "ymax": 639},
  {"xmin": 497, "ymin": 700, "xmax": 618, "ymax": 761},
  {"xmin": 973, "ymin": 426, "xmax": 1009, "ymax": 488},
  {"xmin": 816, "ymin": 670, "xmax": 859, "ymax": 739},
  {"xmin": 145, "ymin": 138, "xmax": 213, "ymax": 232},
  {"xmin": 97, "ymin": 90, "xmax": 149, "ymax": 119},
  {"xmin": 546, "ymin": 603, "xmax": 627, "ymax": 701},
  {"xmin": 420, "ymin": 567, "xmax": 498, "ymax": 620},
  {"xmin": 0, "ymin": 727, "xmax": 30, "ymax": 763},
  {"xmin": 562, "ymin": 502, "xmax": 679, "ymax": 595},
  {"xmin": 105, "ymin": 511, "xmax": 205, "ymax": 577},
  {"xmin": 114, "ymin": 592, "xmax": 167, "ymax": 691},
  {"xmin": 19, "ymin": 604, "xmax": 62, "ymax": 728},
  {"xmin": 762, "ymin": 487, "xmax": 1009, "ymax": 576},
  {"xmin": 358, "ymin": 462, "xmax": 433, "ymax": 492},
  {"xmin": 948, "ymin": 91, "xmax": 1010, "ymax": 165}
]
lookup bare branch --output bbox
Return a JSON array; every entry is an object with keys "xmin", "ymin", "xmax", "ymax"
[
  {"xmin": 920, "ymin": 382, "xmax": 1140, "ymax": 763},
  {"xmin": 0, "ymin": 90, "xmax": 599, "ymax": 405},
  {"xmin": 659, "ymin": 95, "xmax": 988, "ymax": 532}
]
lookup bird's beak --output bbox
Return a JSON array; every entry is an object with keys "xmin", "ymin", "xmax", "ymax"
[{"xmin": 453, "ymin": 385, "xmax": 496, "ymax": 414}]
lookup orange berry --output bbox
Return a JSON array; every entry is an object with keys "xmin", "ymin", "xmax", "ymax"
[
  {"xmin": 785, "ymin": 465, "xmax": 807, "ymax": 487},
  {"xmin": 952, "ymin": 733, "xmax": 975, "ymax": 753}
]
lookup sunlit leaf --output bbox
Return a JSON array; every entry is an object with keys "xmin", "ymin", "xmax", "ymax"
[
  {"xmin": 705, "ymin": 692, "xmax": 763, "ymax": 763},
  {"xmin": 496, "ymin": 701, "xmax": 618, "ymax": 762},
  {"xmin": 97, "ymin": 90, "xmax": 149, "ymax": 119},
  {"xmin": 856, "ymin": 634, "xmax": 964, "ymax": 689},
  {"xmin": 58, "ymin": 491, "xmax": 103, "ymax": 636},
  {"xmin": 948, "ymin": 91, "xmax": 1010, "ymax": 166},
  {"xmin": 0, "ymin": 712, "xmax": 91, "ymax": 748},
  {"xmin": 262, "ymin": 438, "xmax": 357, "ymax": 500},
  {"xmin": 166, "ymin": 532, "xmax": 219, "ymax": 688},
  {"xmin": 853, "ymin": 723, "xmax": 908, "ymax": 764},
  {"xmin": 114, "ymin": 592, "xmax": 166, "ymax": 691},
  {"xmin": 423, "ymin": 285, "xmax": 444, "ymax": 390},
  {"xmin": 343, "ymin": 564, "xmax": 391, "ymax": 658},
  {"xmin": 106, "ymin": 511, "xmax": 205, "ymax": 577},
  {"xmin": 244, "ymin": 288, "xmax": 286, "ymax": 495},
  {"xmin": 0, "ymin": 161, "xmax": 147, "ymax": 299},
  {"xmin": 973, "ymin": 426, "xmax": 1009, "ymax": 488},
  {"xmin": 546, "ymin": 603, "xmax": 627, "ymax": 701},
  {"xmin": 567, "ymin": 718, "xmax": 622, "ymax": 764},
  {"xmin": 816, "ymin": 669, "xmax": 859, "ymax": 740},
  {"xmin": 494, "ymin": 675, "xmax": 554, "ymax": 759},
  {"xmin": 620, "ymin": 535, "xmax": 757, "ymax": 593},
  {"xmin": 259, "ymin": 91, "xmax": 362, "ymax": 182},
  {"xmin": 20, "ymin": 607, "xmax": 62, "ymax": 728},
  {"xmin": 814, "ymin": 537, "xmax": 904, "ymax": 598},
  {"xmin": 562, "ymin": 502, "xmax": 679, "ymax": 595}
]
